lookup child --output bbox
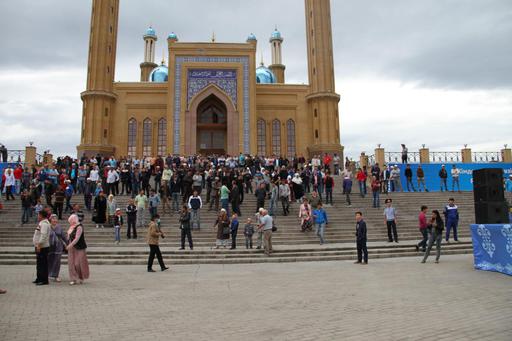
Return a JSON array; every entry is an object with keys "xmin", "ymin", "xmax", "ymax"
[
  {"xmin": 230, "ymin": 213, "xmax": 239, "ymax": 249},
  {"xmin": 34, "ymin": 199, "xmax": 43, "ymax": 224},
  {"xmin": 113, "ymin": 208, "xmax": 123, "ymax": 245},
  {"xmin": 244, "ymin": 218, "xmax": 255, "ymax": 249}
]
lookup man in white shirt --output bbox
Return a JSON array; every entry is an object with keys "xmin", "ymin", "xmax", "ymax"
[
  {"xmin": 106, "ymin": 167, "xmax": 119, "ymax": 196},
  {"xmin": 451, "ymin": 165, "xmax": 461, "ymax": 192}
]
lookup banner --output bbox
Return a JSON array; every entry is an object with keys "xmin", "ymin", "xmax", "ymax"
[
  {"xmin": 385, "ymin": 163, "xmax": 512, "ymax": 192},
  {"xmin": 470, "ymin": 224, "xmax": 512, "ymax": 276}
]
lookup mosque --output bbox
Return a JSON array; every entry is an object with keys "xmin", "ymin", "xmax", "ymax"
[{"xmin": 77, "ymin": 0, "xmax": 343, "ymax": 160}]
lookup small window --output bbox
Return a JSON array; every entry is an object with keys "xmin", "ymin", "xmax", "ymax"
[
  {"xmin": 314, "ymin": 109, "xmax": 318, "ymax": 118},
  {"xmin": 107, "ymin": 66, "xmax": 110, "ymax": 74},
  {"xmin": 272, "ymin": 119, "xmax": 281, "ymax": 156},
  {"xmin": 257, "ymin": 119, "xmax": 266, "ymax": 156},
  {"xmin": 315, "ymin": 130, "xmax": 319, "ymax": 139},
  {"xmin": 143, "ymin": 118, "xmax": 153, "ymax": 157},
  {"xmin": 313, "ymin": 67, "xmax": 316, "ymax": 75},
  {"xmin": 104, "ymin": 108, "xmax": 108, "ymax": 117},
  {"xmin": 103, "ymin": 129, "xmax": 108, "ymax": 138}
]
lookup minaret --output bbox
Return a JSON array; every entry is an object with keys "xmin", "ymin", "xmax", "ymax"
[
  {"xmin": 77, "ymin": 0, "xmax": 119, "ymax": 157},
  {"xmin": 305, "ymin": 0, "xmax": 343, "ymax": 159},
  {"xmin": 140, "ymin": 26, "xmax": 158, "ymax": 81},
  {"xmin": 269, "ymin": 28, "xmax": 285, "ymax": 83}
]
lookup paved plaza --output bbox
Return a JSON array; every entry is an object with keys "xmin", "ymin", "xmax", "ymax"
[{"xmin": 0, "ymin": 255, "xmax": 511, "ymax": 341}]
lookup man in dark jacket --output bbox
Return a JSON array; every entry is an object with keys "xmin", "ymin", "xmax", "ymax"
[
  {"xmin": 439, "ymin": 165, "xmax": 448, "ymax": 192},
  {"xmin": 404, "ymin": 164, "xmax": 416, "ymax": 192},
  {"xmin": 230, "ymin": 181, "xmax": 241, "ymax": 216},
  {"xmin": 179, "ymin": 205, "xmax": 193, "ymax": 250},
  {"xmin": 355, "ymin": 211, "xmax": 368, "ymax": 264}
]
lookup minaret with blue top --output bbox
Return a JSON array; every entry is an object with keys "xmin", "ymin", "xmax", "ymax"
[
  {"xmin": 269, "ymin": 27, "xmax": 285, "ymax": 83},
  {"xmin": 140, "ymin": 26, "xmax": 158, "ymax": 81}
]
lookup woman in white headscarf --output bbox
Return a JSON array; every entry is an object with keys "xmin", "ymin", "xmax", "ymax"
[
  {"xmin": 66, "ymin": 214, "xmax": 89, "ymax": 285},
  {"xmin": 291, "ymin": 173, "xmax": 304, "ymax": 202}
]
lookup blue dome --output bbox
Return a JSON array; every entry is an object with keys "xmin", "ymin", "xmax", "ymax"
[
  {"xmin": 145, "ymin": 27, "xmax": 156, "ymax": 38},
  {"xmin": 150, "ymin": 65, "xmax": 168, "ymax": 82},
  {"xmin": 271, "ymin": 29, "xmax": 282, "ymax": 40},
  {"xmin": 247, "ymin": 33, "xmax": 257, "ymax": 41},
  {"xmin": 256, "ymin": 65, "xmax": 276, "ymax": 84},
  {"xmin": 168, "ymin": 32, "xmax": 178, "ymax": 41}
]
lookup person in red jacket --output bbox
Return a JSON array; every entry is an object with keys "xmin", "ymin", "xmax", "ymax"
[
  {"xmin": 356, "ymin": 168, "xmax": 367, "ymax": 198},
  {"xmin": 13, "ymin": 165, "xmax": 23, "ymax": 195},
  {"xmin": 323, "ymin": 153, "xmax": 332, "ymax": 172}
]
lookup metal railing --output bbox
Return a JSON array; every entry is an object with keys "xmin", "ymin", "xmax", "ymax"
[
  {"xmin": 429, "ymin": 151, "xmax": 461, "ymax": 163},
  {"xmin": 6, "ymin": 150, "xmax": 24, "ymax": 163},
  {"xmin": 473, "ymin": 152, "xmax": 502, "ymax": 163},
  {"xmin": 384, "ymin": 152, "xmax": 420, "ymax": 163}
]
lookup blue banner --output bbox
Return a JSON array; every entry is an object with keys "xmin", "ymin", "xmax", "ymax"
[
  {"xmin": 470, "ymin": 224, "xmax": 512, "ymax": 276},
  {"xmin": 386, "ymin": 163, "xmax": 512, "ymax": 192}
]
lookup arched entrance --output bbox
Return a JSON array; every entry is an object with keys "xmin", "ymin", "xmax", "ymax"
[
  {"xmin": 196, "ymin": 95, "xmax": 227, "ymax": 155},
  {"xmin": 185, "ymin": 84, "xmax": 239, "ymax": 156}
]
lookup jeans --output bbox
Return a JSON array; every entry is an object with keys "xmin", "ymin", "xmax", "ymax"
[
  {"xmin": 393, "ymin": 179, "xmax": 402, "ymax": 192},
  {"xmin": 417, "ymin": 178, "xmax": 427, "ymax": 191},
  {"xmin": 149, "ymin": 206, "xmax": 157, "ymax": 219},
  {"xmin": 372, "ymin": 191, "xmax": 380, "ymax": 208},
  {"xmin": 22, "ymin": 207, "xmax": 31, "ymax": 224},
  {"xmin": 245, "ymin": 235, "xmax": 253, "ymax": 248},
  {"xmin": 147, "ymin": 244, "xmax": 166, "ymax": 270},
  {"xmin": 77, "ymin": 179, "xmax": 85, "ymax": 194},
  {"xmin": 136, "ymin": 207, "xmax": 146, "ymax": 227},
  {"xmin": 171, "ymin": 192, "xmax": 180, "ymax": 211},
  {"xmin": 440, "ymin": 178, "xmax": 448, "ymax": 191},
  {"xmin": 334, "ymin": 164, "xmax": 340, "ymax": 176},
  {"xmin": 191, "ymin": 209, "xmax": 201, "ymax": 229},
  {"xmin": 358, "ymin": 181, "xmax": 365, "ymax": 197},
  {"xmin": 386, "ymin": 220, "xmax": 398, "ymax": 242},
  {"xmin": 325, "ymin": 188, "xmax": 333, "ymax": 205},
  {"xmin": 269, "ymin": 198, "xmax": 277, "ymax": 216},
  {"xmin": 114, "ymin": 226, "xmax": 121, "ymax": 242},
  {"xmin": 357, "ymin": 239, "xmax": 368, "ymax": 263},
  {"xmin": 316, "ymin": 222, "xmax": 326, "ymax": 244},
  {"xmin": 231, "ymin": 229, "xmax": 238, "ymax": 249},
  {"xmin": 417, "ymin": 228, "xmax": 428, "ymax": 251},
  {"xmin": 281, "ymin": 197, "xmax": 290, "ymax": 215},
  {"xmin": 221, "ymin": 198, "xmax": 230, "ymax": 215},
  {"xmin": 446, "ymin": 219, "xmax": 458, "ymax": 241},
  {"xmin": 406, "ymin": 178, "xmax": 416, "ymax": 192},
  {"xmin": 452, "ymin": 178, "xmax": 460, "ymax": 191},
  {"xmin": 15, "ymin": 179, "xmax": 21, "ymax": 194},
  {"xmin": 423, "ymin": 230, "xmax": 442, "ymax": 262}
]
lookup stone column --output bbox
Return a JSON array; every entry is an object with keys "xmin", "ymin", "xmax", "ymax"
[
  {"xmin": 461, "ymin": 148, "xmax": 472, "ymax": 163},
  {"xmin": 25, "ymin": 146, "xmax": 36, "ymax": 166},
  {"xmin": 374, "ymin": 147, "xmax": 385, "ymax": 166},
  {"xmin": 419, "ymin": 148, "xmax": 430, "ymax": 164},
  {"xmin": 359, "ymin": 152, "xmax": 369, "ymax": 168},
  {"xmin": 501, "ymin": 148, "xmax": 512, "ymax": 163}
]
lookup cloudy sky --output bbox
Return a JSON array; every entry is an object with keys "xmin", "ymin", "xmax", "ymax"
[{"xmin": 0, "ymin": 0, "xmax": 511, "ymax": 158}]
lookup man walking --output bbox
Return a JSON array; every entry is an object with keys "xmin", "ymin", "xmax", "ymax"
[
  {"xmin": 355, "ymin": 211, "xmax": 368, "ymax": 265},
  {"xmin": 313, "ymin": 202, "xmax": 328, "ymax": 245},
  {"xmin": 146, "ymin": 214, "xmax": 169, "ymax": 272},
  {"xmin": 278, "ymin": 180, "xmax": 290, "ymax": 216},
  {"xmin": 444, "ymin": 198, "xmax": 459, "ymax": 242},
  {"xmin": 404, "ymin": 164, "xmax": 416, "ymax": 192},
  {"xmin": 416, "ymin": 205, "xmax": 429, "ymax": 252},
  {"xmin": 32, "ymin": 210, "xmax": 50, "ymax": 285},
  {"xmin": 417, "ymin": 165, "xmax": 428, "ymax": 192}
]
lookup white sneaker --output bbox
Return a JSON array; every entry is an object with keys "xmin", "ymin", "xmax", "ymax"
[{"xmin": 96, "ymin": 225, "xmax": 99, "ymax": 229}]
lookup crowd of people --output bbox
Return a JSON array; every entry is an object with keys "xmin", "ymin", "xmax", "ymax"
[{"xmin": 2, "ymin": 148, "xmax": 509, "ymax": 288}]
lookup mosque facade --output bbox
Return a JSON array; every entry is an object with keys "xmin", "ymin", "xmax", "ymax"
[{"xmin": 77, "ymin": 0, "xmax": 343, "ymax": 159}]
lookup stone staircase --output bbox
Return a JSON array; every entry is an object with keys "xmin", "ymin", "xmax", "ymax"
[{"xmin": 0, "ymin": 178, "xmax": 476, "ymax": 265}]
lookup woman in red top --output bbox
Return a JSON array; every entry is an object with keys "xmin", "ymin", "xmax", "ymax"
[{"xmin": 356, "ymin": 168, "xmax": 367, "ymax": 198}]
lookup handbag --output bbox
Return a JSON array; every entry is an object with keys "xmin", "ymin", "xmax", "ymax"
[
  {"xmin": 272, "ymin": 222, "xmax": 277, "ymax": 232},
  {"xmin": 222, "ymin": 223, "xmax": 231, "ymax": 236}
]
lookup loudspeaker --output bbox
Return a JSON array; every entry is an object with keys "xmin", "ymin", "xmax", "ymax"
[
  {"xmin": 473, "ymin": 168, "xmax": 504, "ymax": 203},
  {"xmin": 474, "ymin": 202, "xmax": 509, "ymax": 224}
]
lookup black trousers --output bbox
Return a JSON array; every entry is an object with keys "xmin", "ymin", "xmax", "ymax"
[
  {"xmin": 5, "ymin": 186, "xmax": 15, "ymax": 200},
  {"xmin": 54, "ymin": 203, "xmax": 63, "ymax": 220},
  {"xmin": 387, "ymin": 221, "xmax": 398, "ymax": 242},
  {"xmin": 231, "ymin": 229, "xmax": 238, "ymax": 249},
  {"xmin": 256, "ymin": 199, "xmax": 265, "ymax": 212},
  {"xmin": 181, "ymin": 228, "xmax": 193, "ymax": 249},
  {"xmin": 127, "ymin": 217, "xmax": 137, "ymax": 238},
  {"xmin": 357, "ymin": 239, "xmax": 368, "ymax": 263},
  {"xmin": 35, "ymin": 247, "xmax": 49, "ymax": 284},
  {"xmin": 148, "ymin": 244, "xmax": 166, "ymax": 270}
]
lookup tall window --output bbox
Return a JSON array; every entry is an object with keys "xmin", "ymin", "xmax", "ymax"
[
  {"xmin": 272, "ymin": 119, "xmax": 281, "ymax": 156},
  {"xmin": 257, "ymin": 119, "xmax": 266, "ymax": 156},
  {"xmin": 157, "ymin": 118, "xmax": 167, "ymax": 156},
  {"xmin": 127, "ymin": 118, "xmax": 137, "ymax": 158},
  {"xmin": 286, "ymin": 119, "xmax": 296, "ymax": 159},
  {"xmin": 143, "ymin": 118, "xmax": 152, "ymax": 157}
]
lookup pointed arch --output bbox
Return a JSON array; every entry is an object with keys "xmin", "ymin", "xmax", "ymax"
[
  {"xmin": 157, "ymin": 118, "xmax": 167, "ymax": 156},
  {"xmin": 257, "ymin": 119, "xmax": 266, "ymax": 156},
  {"xmin": 286, "ymin": 119, "xmax": 296, "ymax": 159},
  {"xmin": 143, "ymin": 118, "xmax": 152, "ymax": 157},
  {"xmin": 272, "ymin": 119, "xmax": 281, "ymax": 156},
  {"xmin": 128, "ymin": 118, "xmax": 137, "ymax": 158}
]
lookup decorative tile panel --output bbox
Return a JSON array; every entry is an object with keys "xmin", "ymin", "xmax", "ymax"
[{"xmin": 187, "ymin": 69, "xmax": 237, "ymax": 107}]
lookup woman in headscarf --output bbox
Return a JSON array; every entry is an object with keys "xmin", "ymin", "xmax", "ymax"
[
  {"xmin": 93, "ymin": 191, "xmax": 107, "ymax": 228},
  {"xmin": 66, "ymin": 214, "xmax": 89, "ymax": 285},
  {"xmin": 291, "ymin": 173, "xmax": 304, "ymax": 203},
  {"xmin": 214, "ymin": 209, "xmax": 230, "ymax": 249},
  {"xmin": 299, "ymin": 198, "xmax": 313, "ymax": 232},
  {"xmin": 107, "ymin": 194, "xmax": 117, "ymax": 226},
  {"xmin": 48, "ymin": 214, "xmax": 67, "ymax": 282}
]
